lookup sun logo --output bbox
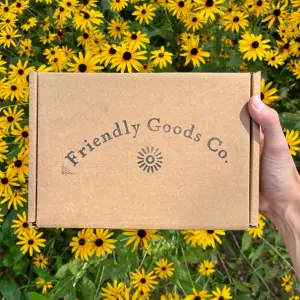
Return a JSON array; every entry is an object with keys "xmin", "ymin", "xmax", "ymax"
[{"xmin": 137, "ymin": 147, "xmax": 163, "ymax": 173}]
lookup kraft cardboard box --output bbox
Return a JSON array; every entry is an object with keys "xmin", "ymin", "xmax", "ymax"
[{"xmin": 28, "ymin": 71, "xmax": 260, "ymax": 230}]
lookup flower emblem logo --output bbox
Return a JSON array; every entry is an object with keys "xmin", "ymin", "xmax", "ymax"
[{"xmin": 137, "ymin": 147, "xmax": 163, "ymax": 173}]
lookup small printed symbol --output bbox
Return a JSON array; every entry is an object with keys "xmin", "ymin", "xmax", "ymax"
[
  {"xmin": 61, "ymin": 164, "xmax": 74, "ymax": 175},
  {"xmin": 137, "ymin": 147, "xmax": 163, "ymax": 173}
]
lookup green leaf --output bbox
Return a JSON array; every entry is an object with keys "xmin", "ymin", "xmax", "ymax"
[
  {"xmin": 0, "ymin": 277, "xmax": 22, "ymax": 300},
  {"xmin": 27, "ymin": 292, "xmax": 49, "ymax": 300},
  {"xmin": 13, "ymin": 257, "xmax": 30, "ymax": 275},
  {"xmin": 55, "ymin": 263, "xmax": 69, "ymax": 280},
  {"xmin": 48, "ymin": 277, "xmax": 75, "ymax": 298},
  {"xmin": 68, "ymin": 259, "xmax": 84, "ymax": 275},
  {"xmin": 249, "ymin": 244, "xmax": 265, "ymax": 263},
  {"xmin": 264, "ymin": 267, "xmax": 280, "ymax": 280},
  {"xmin": 236, "ymin": 295, "xmax": 253, "ymax": 300},
  {"xmin": 78, "ymin": 276, "xmax": 96, "ymax": 300},
  {"xmin": 241, "ymin": 231, "xmax": 252, "ymax": 252},
  {"xmin": 280, "ymin": 113, "xmax": 300, "ymax": 130},
  {"xmin": 233, "ymin": 278, "xmax": 251, "ymax": 293}
]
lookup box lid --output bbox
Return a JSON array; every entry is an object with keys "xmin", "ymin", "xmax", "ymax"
[{"xmin": 28, "ymin": 71, "xmax": 260, "ymax": 229}]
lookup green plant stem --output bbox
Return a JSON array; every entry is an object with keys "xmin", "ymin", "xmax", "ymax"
[{"xmin": 217, "ymin": 252, "xmax": 233, "ymax": 284}]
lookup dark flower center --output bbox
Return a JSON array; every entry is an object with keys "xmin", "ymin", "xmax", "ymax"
[
  {"xmin": 17, "ymin": 3, "xmax": 22, "ymax": 7},
  {"xmin": 219, "ymin": 297, "xmax": 224, "ymax": 300},
  {"xmin": 131, "ymin": 33, "xmax": 137, "ymax": 40},
  {"xmin": 207, "ymin": 230, "xmax": 215, "ymax": 234},
  {"xmin": 159, "ymin": 53, "xmax": 164, "ymax": 58},
  {"xmin": 95, "ymin": 239, "xmax": 104, "ymax": 246},
  {"xmin": 143, "ymin": 65, "xmax": 147, "ymax": 69},
  {"xmin": 83, "ymin": 33, "xmax": 89, "ymax": 39},
  {"xmin": 194, "ymin": 297, "xmax": 201, "ymax": 300},
  {"xmin": 192, "ymin": 17, "xmax": 197, "ymax": 22},
  {"xmin": 53, "ymin": 58, "xmax": 58, "ymax": 62},
  {"xmin": 248, "ymin": 4, "xmax": 252, "ymax": 8},
  {"xmin": 11, "ymin": 85, "xmax": 17, "ymax": 91},
  {"xmin": 190, "ymin": 48, "xmax": 198, "ymax": 55},
  {"xmin": 256, "ymin": 0, "xmax": 263, "ymax": 6},
  {"xmin": 1, "ymin": 177, "xmax": 8, "ymax": 185},
  {"xmin": 57, "ymin": 31, "xmax": 63, "ymax": 37},
  {"xmin": 251, "ymin": 41, "xmax": 259, "ymax": 48},
  {"xmin": 6, "ymin": 19, "xmax": 10, "ymax": 23},
  {"xmin": 84, "ymin": 12, "xmax": 90, "ymax": 19},
  {"xmin": 27, "ymin": 21, "xmax": 30, "ymax": 25},
  {"xmin": 140, "ymin": 291, "xmax": 144, "ymax": 295},
  {"xmin": 23, "ymin": 222, "xmax": 29, "ymax": 228},
  {"xmin": 273, "ymin": 9, "xmax": 281, "ymax": 16},
  {"xmin": 140, "ymin": 278, "xmax": 146, "ymax": 284},
  {"xmin": 162, "ymin": 267, "xmax": 166, "ymax": 271},
  {"xmin": 78, "ymin": 64, "xmax": 87, "ymax": 72},
  {"xmin": 123, "ymin": 51, "xmax": 132, "ymax": 60},
  {"xmin": 109, "ymin": 47, "xmax": 116, "ymax": 55},
  {"xmin": 284, "ymin": 43, "xmax": 289, "ymax": 49},
  {"xmin": 4, "ymin": 7, "xmax": 9, "ymax": 12},
  {"xmin": 67, "ymin": 1, "xmax": 72, "ymax": 6},
  {"xmin": 141, "ymin": 9, "xmax": 146, "ymax": 14},
  {"xmin": 51, "ymin": 50, "xmax": 55, "ymax": 54},
  {"xmin": 39, "ymin": 259, "xmax": 43, "ymax": 262},
  {"xmin": 233, "ymin": 16, "xmax": 239, "ymax": 22},
  {"xmin": 28, "ymin": 239, "xmax": 34, "ymax": 245},
  {"xmin": 137, "ymin": 230, "xmax": 147, "ymax": 238},
  {"xmin": 7, "ymin": 116, "xmax": 14, "ymax": 122},
  {"xmin": 14, "ymin": 160, "xmax": 22, "ymax": 168},
  {"xmin": 18, "ymin": 69, "xmax": 24, "ymax": 75},
  {"xmin": 59, "ymin": 6, "xmax": 64, "ymax": 11},
  {"xmin": 228, "ymin": 8, "xmax": 232, "ymax": 12},
  {"xmin": 79, "ymin": 238, "xmax": 85, "ymax": 245},
  {"xmin": 83, "ymin": 0, "xmax": 89, "ymax": 4},
  {"xmin": 6, "ymin": 35, "xmax": 11, "ymax": 39},
  {"xmin": 178, "ymin": 1, "xmax": 184, "ymax": 7},
  {"xmin": 25, "ymin": 46, "xmax": 29, "ymax": 50},
  {"xmin": 116, "ymin": 0, "xmax": 120, "ymax": 2},
  {"xmin": 260, "ymin": 92, "xmax": 264, "ymax": 100},
  {"xmin": 206, "ymin": 0, "xmax": 214, "ymax": 7},
  {"xmin": 271, "ymin": 57, "xmax": 275, "ymax": 60}
]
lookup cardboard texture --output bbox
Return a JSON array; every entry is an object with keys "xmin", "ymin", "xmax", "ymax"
[{"xmin": 28, "ymin": 71, "xmax": 260, "ymax": 229}]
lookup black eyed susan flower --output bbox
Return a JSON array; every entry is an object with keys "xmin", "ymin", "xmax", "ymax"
[
  {"xmin": 80, "ymin": 0, "xmax": 98, "ymax": 9},
  {"xmin": 60, "ymin": 0, "xmax": 79, "ymax": 13},
  {"xmin": 99, "ymin": 43, "xmax": 118, "ymax": 67},
  {"xmin": 138, "ymin": 61, "xmax": 154, "ymax": 73},
  {"xmin": 8, "ymin": 59, "xmax": 33, "ymax": 84},
  {"xmin": 16, "ymin": 228, "xmax": 46, "ymax": 256},
  {"xmin": 101, "ymin": 280, "xmax": 128, "ymax": 299},
  {"xmin": 11, "ymin": 211, "xmax": 30, "ymax": 235},
  {"xmin": 161, "ymin": 293, "xmax": 180, "ymax": 300},
  {"xmin": 223, "ymin": 11, "xmax": 249, "ymax": 32},
  {"xmin": 195, "ymin": 0, "xmax": 224, "ymax": 22},
  {"xmin": 0, "ymin": 27, "xmax": 21, "ymax": 48},
  {"xmin": 1, "ymin": 185, "xmax": 27, "ymax": 209},
  {"xmin": 131, "ymin": 267, "xmax": 158, "ymax": 292},
  {"xmin": 1, "ymin": 79, "xmax": 25, "ymax": 102},
  {"xmin": 36, "ymin": 278, "xmax": 53, "ymax": 295},
  {"xmin": 0, "ymin": 12, "xmax": 17, "ymax": 29},
  {"xmin": 48, "ymin": 54, "xmax": 69, "ymax": 72},
  {"xmin": 53, "ymin": 6, "xmax": 71, "ymax": 27},
  {"xmin": 110, "ymin": 0, "xmax": 128, "ymax": 12},
  {"xmin": 185, "ymin": 288, "xmax": 211, "ymax": 299},
  {"xmin": 39, "ymin": 33, "xmax": 56, "ymax": 45},
  {"xmin": 73, "ymin": 8, "xmax": 104, "ymax": 31},
  {"xmin": 69, "ymin": 229, "xmax": 92, "ymax": 261},
  {"xmin": 0, "ymin": 167, "xmax": 19, "ymax": 197},
  {"xmin": 14, "ymin": 0, "xmax": 29, "ymax": 14},
  {"xmin": 68, "ymin": 51, "xmax": 103, "ymax": 72},
  {"xmin": 132, "ymin": 289, "xmax": 150, "ymax": 299},
  {"xmin": 77, "ymin": 27, "xmax": 95, "ymax": 47},
  {"xmin": 260, "ymin": 78, "xmax": 279, "ymax": 105},
  {"xmin": 168, "ymin": 0, "xmax": 191, "ymax": 19},
  {"xmin": 21, "ymin": 17, "xmax": 37, "ymax": 31},
  {"xmin": 181, "ymin": 32, "xmax": 196, "ymax": 44},
  {"xmin": 285, "ymin": 130, "xmax": 300, "ymax": 156},
  {"xmin": 291, "ymin": 61, "xmax": 300, "ymax": 79},
  {"xmin": 132, "ymin": 4, "xmax": 156, "ymax": 24},
  {"xmin": 281, "ymin": 274, "xmax": 294, "ymax": 293},
  {"xmin": 7, "ymin": 147, "xmax": 28, "ymax": 182},
  {"xmin": 122, "ymin": 31, "xmax": 150, "ymax": 50},
  {"xmin": 290, "ymin": 296, "xmax": 300, "ymax": 300},
  {"xmin": 211, "ymin": 286, "xmax": 232, "ymax": 299},
  {"xmin": 0, "ymin": 140, "xmax": 8, "ymax": 162},
  {"xmin": 0, "ymin": 55, "xmax": 6, "ymax": 74},
  {"xmin": 239, "ymin": 32, "xmax": 270, "ymax": 61},
  {"xmin": 150, "ymin": 46, "xmax": 173, "ymax": 69},
  {"xmin": 180, "ymin": 36, "xmax": 210, "ymax": 67},
  {"xmin": 252, "ymin": 0, "xmax": 270, "ymax": 16},
  {"xmin": 264, "ymin": 50, "xmax": 285, "ymax": 69},
  {"xmin": 0, "ymin": 0, "xmax": 17, "ymax": 17},
  {"xmin": 33, "ymin": 254, "xmax": 49, "ymax": 269},
  {"xmin": 247, "ymin": 218, "xmax": 265, "ymax": 238},
  {"xmin": 107, "ymin": 18, "xmax": 129, "ymax": 40},
  {"xmin": 183, "ymin": 13, "xmax": 204, "ymax": 32},
  {"xmin": 123, "ymin": 229, "xmax": 160, "ymax": 253},
  {"xmin": 110, "ymin": 44, "xmax": 147, "ymax": 73},
  {"xmin": 276, "ymin": 37, "xmax": 297, "ymax": 60},
  {"xmin": 263, "ymin": 1, "xmax": 288, "ymax": 29},
  {"xmin": 89, "ymin": 229, "xmax": 117, "ymax": 257},
  {"xmin": 11, "ymin": 124, "xmax": 29, "ymax": 148},
  {"xmin": 199, "ymin": 259, "xmax": 215, "ymax": 276},
  {"xmin": 154, "ymin": 258, "xmax": 175, "ymax": 279}
]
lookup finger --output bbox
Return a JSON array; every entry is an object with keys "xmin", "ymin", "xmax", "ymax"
[
  {"xmin": 260, "ymin": 130, "xmax": 264, "ymax": 158},
  {"xmin": 248, "ymin": 95, "xmax": 290, "ymax": 158}
]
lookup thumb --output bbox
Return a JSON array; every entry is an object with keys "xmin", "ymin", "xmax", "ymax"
[{"xmin": 248, "ymin": 96, "xmax": 289, "ymax": 156}]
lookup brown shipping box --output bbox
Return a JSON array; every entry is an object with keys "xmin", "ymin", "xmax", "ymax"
[{"xmin": 28, "ymin": 71, "xmax": 260, "ymax": 230}]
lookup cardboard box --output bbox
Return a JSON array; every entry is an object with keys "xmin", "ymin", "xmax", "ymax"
[{"xmin": 28, "ymin": 71, "xmax": 260, "ymax": 229}]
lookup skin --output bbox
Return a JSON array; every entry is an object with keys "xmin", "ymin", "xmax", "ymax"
[{"xmin": 248, "ymin": 96, "xmax": 300, "ymax": 279}]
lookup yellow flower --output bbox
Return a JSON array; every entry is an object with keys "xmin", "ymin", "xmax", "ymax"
[
  {"xmin": 0, "ymin": 13, "xmax": 17, "ymax": 29},
  {"xmin": 1, "ymin": 184, "xmax": 27, "ymax": 210},
  {"xmin": 150, "ymin": 46, "xmax": 173, "ymax": 69},
  {"xmin": 185, "ymin": 288, "xmax": 211, "ymax": 299},
  {"xmin": 122, "ymin": 31, "xmax": 150, "ymax": 50},
  {"xmin": 0, "ymin": 167, "xmax": 19, "ymax": 197},
  {"xmin": 0, "ymin": 140, "xmax": 8, "ymax": 162},
  {"xmin": 101, "ymin": 280, "xmax": 128, "ymax": 299},
  {"xmin": 211, "ymin": 285, "xmax": 232, "ymax": 300},
  {"xmin": 168, "ymin": 0, "xmax": 191, "ymax": 19},
  {"xmin": 0, "ymin": 106, "xmax": 24, "ymax": 133},
  {"xmin": 132, "ymin": 4, "xmax": 156, "ymax": 24},
  {"xmin": 195, "ymin": 0, "xmax": 224, "ymax": 22},
  {"xmin": 160, "ymin": 293, "xmax": 180, "ymax": 300},
  {"xmin": 263, "ymin": 1, "xmax": 288, "ymax": 29},
  {"xmin": 154, "ymin": 258, "xmax": 175, "ymax": 278},
  {"xmin": 107, "ymin": 18, "xmax": 129, "ymax": 40},
  {"xmin": 68, "ymin": 51, "xmax": 103, "ymax": 73},
  {"xmin": 264, "ymin": 50, "xmax": 285, "ymax": 69},
  {"xmin": 11, "ymin": 211, "xmax": 30, "ymax": 236},
  {"xmin": 131, "ymin": 267, "xmax": 158, "ymax": 292},
  {"xmin": 69, "ymin": 229, "xmax": 92, "ymax": 261},
  {"xmin": 21, "ymin": 17, "xmax": 37, "ymax": 31},
  {"xmin": 183, "ymin": 13, "xmax": 204, "ymax": 32},
  {"xmin": 123, "ymin": 229, "xmax": 161, "ymax": 254},
  {"xmin": 138, "ymin": 61, "xmax": 154, "ymax": 73},
  {"xmin": 11, "ymin": 124, "xmax": 29, "ymax": 148},
  {"xmin": 39, "ymin": 33, "xmax": 56, "ymax": 45},
  {"xmin": 285, "ymin": 130, "xmax": 300, "ymax": 156},
  {"xmin": 7, "ymin": 147, "xmax": 28, "ymax": 182},
  {"xmin": 247, "ymin": 219, "xmax": 265, "ymax": 238},
  {"xmin": 276, "ymin": 37, "xmax": 297, "ymax": 60},
  {"xmin": 36, "ymin": 278, "xmax": 53, "ymax": 295},
  {"xmin": 223, "ymin": 11, "xmax": 249, "ymax": 32},
  {"xmin": 180, "ymin": 36, "xmax": 210, "ymax": 67},
  {"xmin": 110, "ymin": 44, "xmax": 147, "ymax": 73},
  {"xmin": 8, "ymin": 60, "xmax": 33, "ymax": 84},
  {"xmin": 289, "ymin": 296, "xmax": 300, "ymax": 300},
  {"xmin": 33, "ymin": 254, "xmax": 49, "ymax": 269},
  {"xmin": 282, "ymin": 274, "xmax": 294, "ymax": 293},
  {"xmin": 89, "ymin": 229, "xmax": 117, "ymax": 257},
  {"xmin": 252, "ymin": 0, "xmax": 270, "ymax": 16},
  {"xmin": 260, "ymin": 78, "xmax": 279, "ymax": 105},
  {"xmin": 16, "ymin": 228, "xmax": 46, "ymax": 256},
  {"xmin": 110, "ymin": 0, "xmax": 128, "ymax": 11},
  {"xmin": 239, "ymin": 32, "xmax": 270, "ymax": 61},
  {"xmin": 73, "ymin": 9, "xmax": 104, "ymax": 31},
  {"xmin": 199, "ymin": 259, "xmax": 215, "ymax": 276},
  {"xmin": 0, "ymin": 27, "xmax": 21, "ymax": 48}
]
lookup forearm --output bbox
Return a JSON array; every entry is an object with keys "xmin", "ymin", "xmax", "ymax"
[{"xmin": 268, "ymin": 188, "xmax": 300, "ymax": 279}]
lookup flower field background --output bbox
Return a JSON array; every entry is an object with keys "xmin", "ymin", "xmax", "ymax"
[{"xmin": 0, "ymin": 0, "xmax": 300, "ymax": 299}]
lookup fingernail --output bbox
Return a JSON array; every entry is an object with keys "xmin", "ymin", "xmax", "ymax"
[{"xmin": 253, "ymin": 95, "xmax": 264, "ymax": 111}]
